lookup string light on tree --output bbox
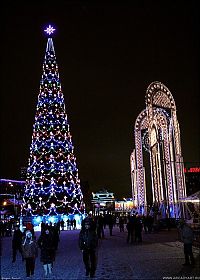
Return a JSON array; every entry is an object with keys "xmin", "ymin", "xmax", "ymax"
[{"xmin": 22, "ymin": 25, "xmax": 85, "ymax": 216}]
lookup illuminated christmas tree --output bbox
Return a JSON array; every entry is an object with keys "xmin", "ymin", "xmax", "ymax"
[{"xmin": 22, "ymin": 25, "xmax": 84, "ymax": 216}]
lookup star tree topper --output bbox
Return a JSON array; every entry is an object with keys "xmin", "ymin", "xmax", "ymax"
[{"xmin": 44, "ymin": 25, "xmax": 56, "ymax": 36}]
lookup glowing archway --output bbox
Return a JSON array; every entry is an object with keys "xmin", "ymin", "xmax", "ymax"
[{"xmin": 131, "ymin": 81, "xmax": 186, "ymax": 218}]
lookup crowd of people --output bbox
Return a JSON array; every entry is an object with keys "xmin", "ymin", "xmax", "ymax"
[
  {"xmin": 11, "ymin": 221, "xmax": 61, "ymax": 278},
  {"xmin": 3, "ymin": 213, "xmax": 196, "ymax": 278},
  {"xmin": 77, "ymin": 213, "xmax": 143, "ymax": 278},
  {"xmin": 79, "ymin": 214, "xmax": 197, "ymax": 278}
]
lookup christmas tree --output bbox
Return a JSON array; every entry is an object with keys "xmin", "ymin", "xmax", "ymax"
[{"xmin": 22, "ymin": 25, "xmax": 84, "ymax": 216}]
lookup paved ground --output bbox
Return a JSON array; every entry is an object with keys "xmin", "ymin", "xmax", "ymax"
[{"xmin": 1, "ymin": 226, "xmax": 199, "ymax": 280}]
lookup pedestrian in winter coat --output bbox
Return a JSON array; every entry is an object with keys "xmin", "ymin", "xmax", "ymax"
[
  {"xmin": 38, "ymin": 228, "xmax": 56, "ymax": 277},
  {"xmin": 126, "ymin": 216, "xmax": 135, "ymax": 243},
  {"xmin": 135, "ymin": 216, "xmax": 143, "ymax": 242},
  {"xmin": 52, "ymin": 224, "xmax": 60, "ymax": 250},
  {"xmin": 12, "ymin": 225, "xmax": 23, "ymax": 263},
  {"xmin": 119, "ymin": 217, "xmax": 124, "ymax": 232},
  {"xmin": 79, "ymin": 216, "xmax": 98, "ymax": 278},
  {"xmin": 21, "ymin": 230, "xmax": 38, "ymax": 277},
  {"xmin": 108, "ymin": 214, "xmax": 114, "ymax": 236},
  {"xmin": 60, "ymin": 220, "xmax": 65, "ymax": 231},
  {"xmin": 178, "ymin": 221, "xmax": 195, "ymax": 266},
  {"xmin": 96, "ymin": 214, "xmax": 105, "ymax": 239},
  {"xmin": 116, "ymin": 217, "xmax": 120, "ymax": 227}
]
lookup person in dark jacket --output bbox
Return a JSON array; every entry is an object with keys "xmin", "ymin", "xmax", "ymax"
[
  {"xmin": 79, "ymin": 216, "xmax": 98, "ymax": 278},
  {"xmin": 38, "ymin": 228, "xmax": 56, "ymax": 277},
  {"xmin": 119, "ymin": 216, "xmax": 124, "ymax": 232},
  {"xmin": 12, "ymin": 225, "xmax": 23, "ymax": 263},
  {"xmin": 107, "ymin": 214, "xmax": 114, "ymax": 236},
  {"xmin": 178, "ymin": 220, "xmax": 195, "ymax": 266},
  {"xmin": 135, "ymin": 215, "xmax": 143, "ymax": 243},
  {"xmin": 60, "ymin": 219, "xmax": 65, "ymax": 231},
  {"xmin": 96, "ymin": 214, "xmax": 105, "ymax": 239},
  {"xmin": 126, "ymin": 216, "xmax": 135, "ymax": 244},
  {"xmin": 21, "ymin": 230, "xmax": 38, "ymax": 278}
]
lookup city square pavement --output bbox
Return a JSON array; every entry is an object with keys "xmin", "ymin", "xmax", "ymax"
[{"xmin": 1, "ymin": 226, "xmax": 199, "ymax": 280}]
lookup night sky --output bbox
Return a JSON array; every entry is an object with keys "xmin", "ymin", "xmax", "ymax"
[{"xmin": 1, "ymin": 2, "xmax": 199, "ymax": 198}]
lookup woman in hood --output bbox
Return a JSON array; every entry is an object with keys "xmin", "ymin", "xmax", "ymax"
[{"xmin": 21, "ymin": 230, "xmax": 38, "ymax": 277}]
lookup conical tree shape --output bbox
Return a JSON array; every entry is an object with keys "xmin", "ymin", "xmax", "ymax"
[{"xmin": 22, "ymin": 36, "xmax": 84, "ymax": 216}]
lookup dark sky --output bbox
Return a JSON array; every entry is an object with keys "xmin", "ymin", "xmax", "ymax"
[{"xmin": 1, "ymin": 1, "xmax": 200, "ymax": 198}]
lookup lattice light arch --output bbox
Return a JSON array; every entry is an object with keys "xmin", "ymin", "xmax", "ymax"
[
  {"xmin": 146, "ymin": 81, "xmax": 176, "ymax": 110},
  {"xmin": 135, "ymin": 109, "xmax": 148, "ymax": 132},
  {"xmin": 133, "ymin": 109, "xmax": 148, "ymax": 210},
  {"xmin": 131, "ymin": 81, "xmax": 186, "ymax": 218}
]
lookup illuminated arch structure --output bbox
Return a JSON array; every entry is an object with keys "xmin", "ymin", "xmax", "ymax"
[{"xmin": 131, "ymin": 81, "xmax": 186, "ymax": 218}]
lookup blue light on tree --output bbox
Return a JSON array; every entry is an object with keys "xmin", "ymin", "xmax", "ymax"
[{"xmin": 22, "ymin": 26, "xmax": 84, "ymax": 216}]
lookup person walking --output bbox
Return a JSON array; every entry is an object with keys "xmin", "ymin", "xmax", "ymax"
[
  {"xmin": 38, "ymin": 228, "xmax": 56, "ymax": 277},
  {"xmin": 67, "ymin": 219, "xmax": 71, "ymax": 230},
  {"xmin": 96, "ymin": 214, "xmax": 105, "ymax": 239},
  {"xmin": 126, "ymin": 216, "xmax": 134, "ymax": 244},
  {"xmin": 21, "ymin": 230, "xmax": 38, "ymax": 278},
  {"xmin": 178, "ymin": 220, "xmax": 195, "ymax": 266},
  {"xmin": 12, "ymin": 225, "xmax": 23, "ymax": 263},
  {"xmin": 142, "ymin": 215, "xmax": 148, "ymax": 233},
  {"xmin": 108, "ymin": 214, "xmax": 114, "ymax": 236},
  {"xmin": 135, "ymin": 215, "xmax": 143, "ymax": 243},
  {"xmin": 79, "ymin": 216, "xmax": 98, "ymax": 278},
  {"xmin": 52, "ymin": 223, "xmax": 60, "ymax": 251},
  {"xmin": 60, "ymin": 219, "xmax": 65, "ymax": 231},
  {"xmin": 119, "ymin": 216, "xmax": 124, "ymax": 232}
]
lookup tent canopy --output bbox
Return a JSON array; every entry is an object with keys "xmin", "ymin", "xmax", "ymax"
[{"xmin": 180, "ymin": 191, "xmax": 200, "ymax": 203}]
